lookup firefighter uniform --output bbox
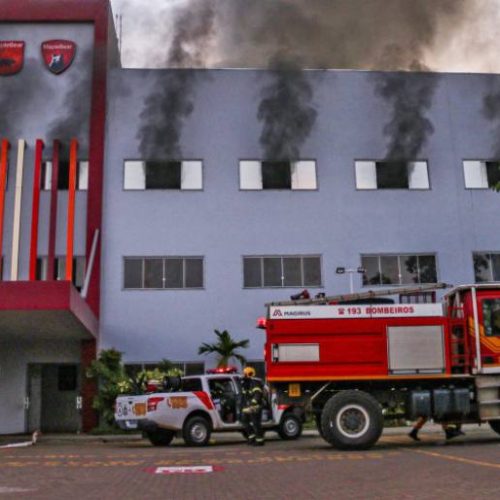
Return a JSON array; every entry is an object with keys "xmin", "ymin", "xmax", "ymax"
[{"xmin": 241, "ymin": 367, "xmax": 265, "ymax": 446}]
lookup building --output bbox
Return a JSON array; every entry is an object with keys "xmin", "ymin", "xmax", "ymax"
[{"xmin": 1, "ymin": 0, "xmax": 500, "ymax": 434}]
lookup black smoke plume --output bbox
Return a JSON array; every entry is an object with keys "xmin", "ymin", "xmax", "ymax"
[
  {"xmin": 136, "ymin": 0, "xmax": 215, "ymax": 159},
  {"xmin": 46, "ymin": 48, "xmax": 93, "ymax": 158},
  {"xmin": 482, "ymin": 77, "xmax": 500, "ymax": 158},
  {"xmin": 257, "ymin": 57, "xmax": 317, "ymax": 160},
  {"xmin": 374, "ymin": 66, "xmax": 439, "ymax": 159},
  {"xmin": 0, "ymin": 58, "xmax": 54, "ymax": 140}
]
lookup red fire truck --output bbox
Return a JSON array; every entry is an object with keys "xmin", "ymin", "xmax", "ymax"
[{"xmin": 260, "ymin": 283, "xmax": 500, "ymax": 450}]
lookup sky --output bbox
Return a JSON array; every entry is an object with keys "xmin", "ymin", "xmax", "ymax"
[{"xmin": 109, "ymin": 0, "xmax": 500, "ymax": 73}]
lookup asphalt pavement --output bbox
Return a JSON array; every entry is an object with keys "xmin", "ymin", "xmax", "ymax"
[{"xmin": 0, "ymin": 424, "xmax": 499, "ymax": 500}]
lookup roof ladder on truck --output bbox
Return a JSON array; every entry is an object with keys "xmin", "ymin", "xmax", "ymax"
[{"xmin": 266, "ymin": 282, "xmax": 451, "ymax": 307}]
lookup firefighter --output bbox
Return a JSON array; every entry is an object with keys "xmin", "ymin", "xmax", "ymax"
[
  {"xmin": 408, "ymin": 416, "xmax": 465, "ymax": 441},
  {"xmin": 241, "ymin": 366, "xmax": 265, "ymax": 446}
]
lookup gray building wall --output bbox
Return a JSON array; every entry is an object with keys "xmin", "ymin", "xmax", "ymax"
[{"xmin": 101, "ymin": 68, "xmax": 500, "ymax": 364}]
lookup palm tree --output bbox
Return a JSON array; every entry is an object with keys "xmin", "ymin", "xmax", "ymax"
[{"xmin": 198, "ymin": 329, "xmax": 249, "ymax": 368}]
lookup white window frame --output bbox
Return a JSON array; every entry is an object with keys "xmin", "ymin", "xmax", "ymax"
[
  {"xmin": 243, "ymin": 255, "xmax": 322, "ymax": 288},
  {"xmin": 361, "ymin": 253, "xmax": 438, "ymax": 286},
  {"xmin": 463, "ymin": 160, "xmax": 497, "ymax": 189},
  {"xmin": 123, "ymin": 160, "xmax": 203, "ymax": 190},
  {"xmin": 123, "ymin": 256, "xmax": 204, "ymax": 290},
  {"xmin": 355, "ymin": 160, "xmax": 430, "ymax": 190},
  {"xmin": 239, "ymin": 160, "xmax": 317, "ymax": 190},
  {"xmin": 36, "ymin": 255, "xmax": 86, "ymax": 289},
  {"xmin": 473, "ymin": 252, "xmax": 500, "ymax": 282},
  {"xmin": 42, "ymin": 160, "xmax": 89, "ymax": 191}
]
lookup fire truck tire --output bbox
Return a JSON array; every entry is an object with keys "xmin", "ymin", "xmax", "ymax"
[
  {"xmin": 146, "ymin": 429, "xmax": 175, "ymax": 446},
  {"xmin": 183, "ymin": 416, "xmax": 212, "ymax": 446},
  {"xmin": 277, "ymin": 413, "xmax": 302, "ymax": 440},
  {"xmin": 488, "ymin": 420, "xmax": 500, "ymax": 436},
  {"xmin": 320, "ymin": 391, "xmax": 383, "ymax": 450}
]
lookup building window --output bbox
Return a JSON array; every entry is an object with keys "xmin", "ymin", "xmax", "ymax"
[
  {"xmin": 36, "ymin": 256, "xmax": 86, "ymax": 291},
  {"xmin": 41, "ymin": 161, "xmax": 88, "ymax": 190},
  {"xmin": 124, "ymin": 257, "xmax": 204, "ymax": 289},
  {"xmin": 57, "ymin": 365, "xmax": 78, "ymax": 391},
  {"xmin": 482, "ymin": 299, "xmax": 500, "ymax": 337},
  {"xmin": 124, "ymin": 160, "xmax": 202, "ymax": 190},
  {"xmin": 243, "ymin": 255, "xmax": 322, "ymax": 288},
  {"xmin": 355, "ymin": 161, "xmax": 430, "ymax": 190},
  {"xmin": 473, "ymin": 252, "xmax": 500, "ymax": 282},
  {"xmin": 239, "ymin": 160, "xmax": 317, "ymax": 190},
  {"xmin": 463, "ymin": 161, "xmax": 500, "ymax": 189},
  {"xmin": 361, "ymin": 254, "xmax": 437, "ymax": 286}
]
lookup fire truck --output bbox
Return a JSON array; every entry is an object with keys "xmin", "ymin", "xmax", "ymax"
[{"xmin": 260, "ymin": 282, "xmax": 500, "ymax": 450}]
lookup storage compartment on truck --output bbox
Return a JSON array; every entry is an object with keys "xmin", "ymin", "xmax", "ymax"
[{"xmin": 387, "ymin": 325, "xmax": 445, "ymax": 374}]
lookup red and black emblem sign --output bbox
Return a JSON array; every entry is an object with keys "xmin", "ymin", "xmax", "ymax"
[
  {"xmin": 0, "ymin": 41, "xmax": 25, "ymax": 76},
  {"xmin": 41, "ymin": 39, "xmax": 77, "ymax": 75}
]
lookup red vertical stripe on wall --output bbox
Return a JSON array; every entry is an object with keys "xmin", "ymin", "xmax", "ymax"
[
  {"xmin": 47, "ymin": 140, "xmax": 60, "ymax": 281},
  {"xmin": 0, "ymin": 140, "xmax": 10, "ymax": 276},
  {"xmin": 66, "ymin": 139, "xmax": 78, "ymax": 281},
  {"xmin": 29, "ymin": 140, "xmax": 44, "ymax": 281}
]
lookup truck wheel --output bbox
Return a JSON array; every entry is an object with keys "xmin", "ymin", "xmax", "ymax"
[
  {"xmin": 488, "ymin": 420, "xmax": 500, "ymax": 436},
  {"xmin": 146, "ymin": 429, "xmax": 175, "ymax": 446},
  {"xmin": 320, "ymin": 390, "xmax": 383, "ymax": 450},
  {"xmin": 183, "ymin": 416, "xmax": 211, "ymax": 446},
  {"xmin": 277, "ymin": 413, "xmax": 302, "ymax": 440}
]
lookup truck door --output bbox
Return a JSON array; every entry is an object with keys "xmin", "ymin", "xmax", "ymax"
[
  {"xmin": 208, "ymin": 378, "xmax": 238, "ymax": 424},
  {"xmin": 479, "ymin": 297, "xmax": 500, "ymax": 372}
]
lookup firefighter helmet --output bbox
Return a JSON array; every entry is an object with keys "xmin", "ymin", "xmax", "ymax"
[{"xmin": 243, "ymin": 366, "xmax": 256, "ymax": 377}]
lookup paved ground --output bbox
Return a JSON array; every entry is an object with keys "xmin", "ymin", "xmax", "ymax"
[{"xmin": 0, "ymin": 425, "xmax": 499, "ymax": 499}]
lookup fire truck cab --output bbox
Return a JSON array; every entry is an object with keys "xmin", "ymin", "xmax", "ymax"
[{"xmin": 262, "ymin": 283, "xmax": 500, "ymax": 450}]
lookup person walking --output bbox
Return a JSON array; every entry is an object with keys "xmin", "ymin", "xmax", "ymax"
[
  {"xmin": 241, "ymin": 366, "xmax": 265, "ymax": 446},
  {"xmin": 409, "ymin": 416, "xmax": 465, "ymax": 441}
]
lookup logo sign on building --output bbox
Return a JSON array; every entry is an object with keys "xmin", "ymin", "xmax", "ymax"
[
  {"xmin": 41, "ymin": 40, "xmax": 76, "ymax": 74},
  {"xmin": 0, "ymin": 41, "xmax": 25, "ymax": 76}
]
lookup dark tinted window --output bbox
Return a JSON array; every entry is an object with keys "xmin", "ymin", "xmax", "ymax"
[
  {"xmin": 181, "ymin": 378, "xmax": 203, "ymax": 392},
  {"xmin": 144, "ymin": 259, "xmax": 163, "ymax": 288},
  {"xmin": 243, "ymin": 258, "xmax": 261, "ymax": 287},
  {"xmin": 145, "ymin": 161, "xmax": 181, "ymax": 189},
  {"xmin": 362, "ymin": 254, "xmax": 437, "ymax": 285},
  {"xmin": 486, "ymin": 162, "xmax": 500, "ymax": 188},
  {"xmin": 262, "ymin": 161, "xmax": 291, "ymax": 189},
  {"xmin": 58, "ymin": 365, "xmax": 78, "ymax": 391},
  {"xmin": 124, "ymin": 257, "xmax": 203, "ymax": 289},
  {"xmin": 243, "ymin": 256, "xmax": 322, "ymax": 288},
  {"xmin": 124, "ymin": 259, "xmax": 143, "ymax": 288},
  {"xmin": 376, "ymin": 161, "xmax": 408, "ymax": 189}
]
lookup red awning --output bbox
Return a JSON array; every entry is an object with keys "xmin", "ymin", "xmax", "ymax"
[{"xmin": 0, "ymin": 281, "xmax": 98, "ymax": 341}]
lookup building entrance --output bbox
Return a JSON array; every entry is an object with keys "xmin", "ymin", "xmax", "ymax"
[{"xmin": 26, "ymin": 363, "xmax": 82, "ymax": 433}]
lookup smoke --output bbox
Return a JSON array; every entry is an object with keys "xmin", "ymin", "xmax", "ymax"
[
  {"xmin": 482, "ymin": 77, "xmax": 500, "ymax": 158},
  {"xmin": 114, "ymin": 0, "xmax": 471, "ymax": 71},
  {"xmin": 136, "ymin": 0, "xmax": 215, "ymax": 159},
  {"xmin": 374, "ymin": 68, "xmax": 439, "ymax": 159},
  {"xmin": 257, "ymin": 56, "xmax": 317, "ymax": 160},
  {"xmin": 215, "ymin": 0, "xmax": 467, "ymax": 70},
  {"xmin": 0, "ymin": 58, "xmax": 54, "ymax": 140},
  {"xmin": 46, "ymin": 48, "xmax": 93, "ymax": 158}
]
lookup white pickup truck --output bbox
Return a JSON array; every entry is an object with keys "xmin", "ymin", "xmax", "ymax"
[{"xmin": 114, "ymin": 373, "xmax": 303, "ymax": 446}]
